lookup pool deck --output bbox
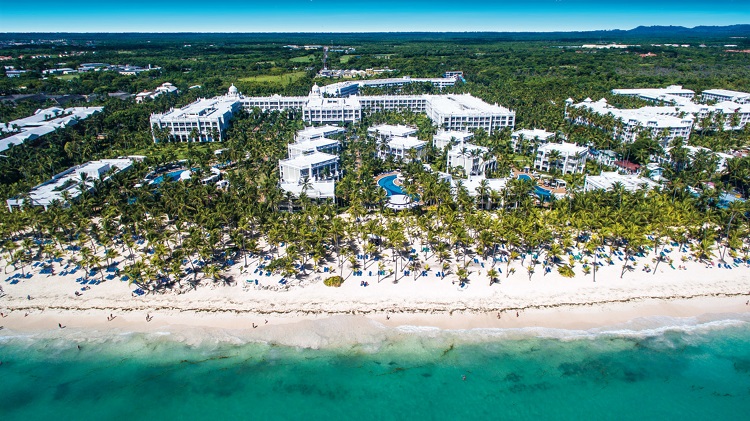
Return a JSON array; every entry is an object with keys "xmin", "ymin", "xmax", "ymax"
[{"xmin": 512, "ymin": 169, "xmax": 567, "ymax": 196}]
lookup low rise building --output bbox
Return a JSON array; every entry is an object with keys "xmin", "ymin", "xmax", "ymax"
[
  {"xmin": 702, "ymin": 89, "xmax": 750, "ymax": 104},
  {"xmin": 7, "ymin": 159, "xmax": 132, "ymax": 212},
  {"xmin": 510, "ymin": 128, "xmax": 555, "ymax": 154},
  {"xmin": 367, "ymin": 124, "xmax": 418, "ymax": 143},
  {"xmin": 288, "ymin": 137, "xmax": 340, "ymax": 158},
  {"xmin": 534, "ymin": 142, "xmax": 588, "ymax": 174},
  {"xmin": 446, "ymin": 143, "xmax": 496, "ymax": 176},
  {"xmin": 295, "ymin": 125, "xmax": 345, "ymax": 142},
  {"xmin": 433, "ymin": 130, "xmax": 473, "ymax": 150},
  {"xmin": 584, "ymin": 171, "xmax": 659, "ymax": 192},
  {"xmin": 279, "ymin": 152, "xmax": 340, "ymax": 184},
  {"xmin": 1, "ymin": 106, "xmax": 103, "ymax": 152},
  {"xmin": 381, "ymin": 136, "xmax": 427, "ymax": 162},
  {"xmin": 135, "ymin": 82, "xmax": 178, "ymax": 103}
]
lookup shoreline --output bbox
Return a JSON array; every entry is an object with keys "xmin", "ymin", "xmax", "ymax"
[
  {"xmin": 3, "ymin": 242, "xmax": 750, "ymax": 342},
  {"xmin": 3, "ymin": 294, "xmax": 749, "ymax": 337}
]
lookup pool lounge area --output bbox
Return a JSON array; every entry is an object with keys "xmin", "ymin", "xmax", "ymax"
[
  {"xmin": 514, "ymin": 171, "xmax": 567, "ymax": 200},
  {"xmin": 375, "ymin": 172, "xmax": 419, "ymax": 210}
]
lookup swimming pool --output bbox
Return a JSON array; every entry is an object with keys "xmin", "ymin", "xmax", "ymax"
[
  {"xmin": 152, "ymin": 169, "xmax": 188, "ymax": 185},
  {"xmin": 517, "ymin": 174, "xmax": 552, "ymax": 198},
  {"xmin": 378, "ymin": 175, "xmax": 405, "ymax": 197}
]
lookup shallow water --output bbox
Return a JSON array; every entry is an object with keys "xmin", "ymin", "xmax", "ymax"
[{"xmin": 2, "ymin": 317, "xmax": 750, "ymax": 420}]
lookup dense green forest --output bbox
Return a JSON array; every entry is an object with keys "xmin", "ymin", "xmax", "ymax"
[{"xmin": 1, "ymin": 32, "xmax": 749, "ymax": 289}]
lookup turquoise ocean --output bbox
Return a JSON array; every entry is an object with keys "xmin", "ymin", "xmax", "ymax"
[{"xmin": 2, "ymin": 315, "xmax": 750, "ymax": 420}]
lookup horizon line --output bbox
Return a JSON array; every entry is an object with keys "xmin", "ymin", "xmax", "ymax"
[{"xmin": 2, "ymin": 23, "xmax": 750, "ymax": 36}]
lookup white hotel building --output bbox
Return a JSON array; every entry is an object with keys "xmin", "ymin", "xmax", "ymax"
[
  {"xmin": 446, "ymin": 143, "xmax": 496, "ymax": 176},
  {"xmin": 279, "ymin": 152, "xmax": 340, "ymax": 185},
  {"xmin": 534, "ymin": 142, "xmax": 588, "ymax": 174},
  {"xmin": 702, "ymin": 89, "xmax": 750, "ymax": 104},
  {"xmin": 584, "ymin": 172, "xmax": 659, "ymax": 193},
  {"xmin": 568, "ymin": 98, "xmax": 693, "ymax": 146},
  {"xmin": 150, "ymin": 91, "xmax": 240, "ymax": 142},
  {"xmin": 433, "ymin": 130, "xmax": 473, "ymax": 150},
  {"xmin": 7, "ymin": 159, "xmax": 133, "ymax": 212},
  {"xmin": 151, "ymin": 83, "xmax": 515, "ymax": 141},
  {"xmin": 510, "ymin": 128, "xmax": 555, "ymax": 154}
]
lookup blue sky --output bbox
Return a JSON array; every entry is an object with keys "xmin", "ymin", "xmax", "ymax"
[{"xmin": 3, "ymin": 1, "xmax": 749, "ymax": 32}]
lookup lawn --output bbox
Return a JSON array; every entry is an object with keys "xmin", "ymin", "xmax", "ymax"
[
  {"xmin": 239, "ymin": 71, "xmax": 307, "ymax": 85},
  {"xmin": 289, "ymin": 54, "xmax": 316, "ymax": 63},
  {"xmin": 57, "ymin": 74, "xmax": 80, "ymax": 81},
  {"xmin": 339, "ymin": 55, "xmax": 355, "ymax": 64}
]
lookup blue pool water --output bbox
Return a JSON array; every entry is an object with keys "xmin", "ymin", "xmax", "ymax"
[
  {"xmin": 517, "ymin": 174, "xmax": 551, "ymax": 198},
  {"xmin": 378, "ymin": 175, "xmax": 405, "ymax": 197},
  {"xmin": 152, "ymin": 170, "xmax": 187, "ymax": 185}
]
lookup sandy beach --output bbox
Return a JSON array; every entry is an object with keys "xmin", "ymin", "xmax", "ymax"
[{"xmin": 2, "ymin": 245, "xmax": 750, "ymax": 340}]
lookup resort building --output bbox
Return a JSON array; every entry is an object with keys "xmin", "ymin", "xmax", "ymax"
[
  {"xmin": 149, "ymin": 95, "xmax": 240, "ymax": 142},
  {"xmin": 135, "ymin": 82, "xmax": 178, "ymax": 103},
  {"xmin": 152, "ymin": 84, "xmax": 516, "ymax": 141},
  {"xmin": 612, "ymin": 85, "xmax": 695, "ymax": 100},
  {"xmin": 446, "ymin": 143, "xmax": 496, "ymax": 176},
  {"xmin": 702, "ymin": 89, "xmax": 750, "ymax": 104},
  {"xmin": 425, "ymin": 94, "xmax": 515, "ymax": 132},
  {"xmin": 590, "ymin": 149, "xmax": 619, "ymax": 167},
  {"xmin": 303, "ymin": 85, "xmax": 362, "ymax": 123},
  {"xmin": 433, "ymin": 130, "xmax": 473, "ymax": 150},
  {"xmin": 279, "ymin": 152, "xmax": 340, "ymax": 184},
  {"xmin": 6, "ymin": 159, "xmax": 133, "ymax": 212},
  {"xmin": 381, "ymin": 136, "xmax": 427, "ymax": 162},
  {"xmin": 288, "ymin": 137, "xmax": 340, "ymax": 158},
  {"xmin": 662, "ymin": 145, "xmax": 734, "ymax": 172},
  {"xmin": 319, "ymin": 76, "xmax": 459, "ymax": 97},
  {"xmin": 367, "ymin": 124, "xmax": 418, "ymax": 143},
  {"xmin": 1, "ymin": 106, "xmax": 104, "ymax": 153},
  {"xmin": 295, "ymin": 125, "xmax": 345, "ymax": 142},
  {"xmin": 533, "ymin": 142, "xmax": 588, "ymax": 174},
  {"xmin": 567, "ymin": 98, "xmax": 693, "ymax": 145},
  {"xmin": 510, "ymin": 128, "xmax": 555, "ymax": 154},
  {"xmin": 584, "ymin": 172, "xmax": 659, "ymax": 192}
]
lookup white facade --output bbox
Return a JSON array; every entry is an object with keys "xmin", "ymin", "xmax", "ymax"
[
  {"xmin": 510, "ymin": 128, "xmax": 555, "ymax": 154},
  {"xmin": 612, "ymin": 85, "xmax": 695, "ymax": 100},
  {"xmin": 295, "ymin": 125, "xmax": 345, "ymax": 142},
  {"xmin": 149, "ymin": 95, "xmax": 240, "ymax": 142},
  {"xmin": 156, "ymin": 84, "xmax": 516, "ymax": 141},
  {"xmin": 447, "ymin": 143, "xmax": 496, "ymax": 176},
  {"xmin": 569, "ymin": 98, "xmax": 693, "ymax": 146},
  {"xmin": 381, "ymin": 136, "xmax": 427, "ymax": 162},
  {"xmin": 702, "ymin": 89, "xmax": 750, "ymax": 104},
  {"xmin": 367, "ymin": 124, "xmax": 418, "ymax": 143},
  {"xmin": 426, "ymin": 94, "xmax": 515, "ymax": 132},
  {"xmin": 288, "ymin": 137, "xmax": 340, "ymax": 158},
  {"xmin": 433, "ymin": 130, "xmax": 473, "ymax": 150},
  {"xmin": 534, "ymin": 142, "xmax": 588, "ymax": 174},
  {"xmin": 320, "ymin": 76, "xmax": 458, "ymax": 97},
  {"xmin": 584, "ymin": 172, "xmax": 659, "ymax": 192},
  {"xmin": 7, "ymin": 159, "xmax": 133, "ymax": 212},
  {"xmin": 279, "ymin": 152, "xmax": 340, "ymax": 184},
  {"xmin": 303, "ymin": 85, "xmax": 362, "ymax": 123}
]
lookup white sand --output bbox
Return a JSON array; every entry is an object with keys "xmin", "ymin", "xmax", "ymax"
[{"xmin": 1, "ymin": 247, "xmax": 749, "ymax": 336}]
